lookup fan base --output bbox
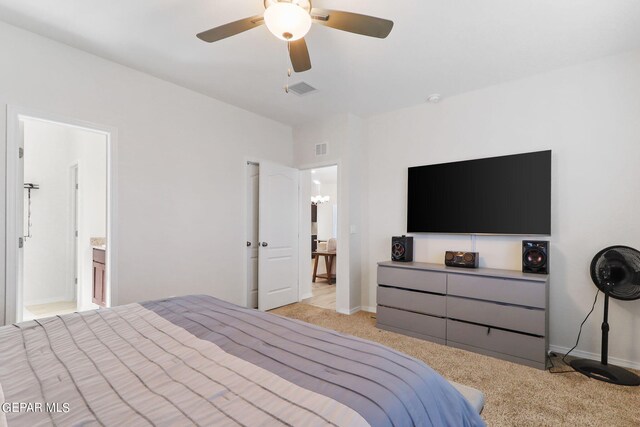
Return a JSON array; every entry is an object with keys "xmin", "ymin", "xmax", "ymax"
[{"xmin": 570, "ymin": 358, "xmax": 640, "ymax": 386}]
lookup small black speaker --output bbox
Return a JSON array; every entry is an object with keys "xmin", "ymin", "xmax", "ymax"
[
  {"xmin": 523, "ymin": 241, "xmax": 549, "ymax": 274},
  {"xmin": 392, "ymin": 236, "xmax": 413, "ymax": 262},
  {"xmin": 445, "ymin": 251, "xmax": 479, "ymax": 268}
]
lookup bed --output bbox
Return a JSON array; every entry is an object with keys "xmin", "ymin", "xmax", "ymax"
[{"xmin": 0, "ymin": 295, "xmax": 485, "ymax": 426}]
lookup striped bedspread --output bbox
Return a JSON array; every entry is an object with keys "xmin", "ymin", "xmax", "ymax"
[{"xmin": 0, "ymin": 295, "xmax": 484, "ymax": 426}]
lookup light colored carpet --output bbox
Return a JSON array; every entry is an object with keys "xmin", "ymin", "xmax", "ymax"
[{"xmin": 271, "ymin": 303, "xmax": 640, "ymax": 427}]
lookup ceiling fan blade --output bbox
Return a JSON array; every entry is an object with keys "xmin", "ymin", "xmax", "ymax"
[
  {"xmin": 311, "ymin": 8, "xmax": 393, "ymax": 39},
  {"xmin": 197, "ymin": 15, "xmax": 264, "ymax": 43},
  {"xmin": 289, "ymin": 38, "xmax": 312, "ymax": 73}
]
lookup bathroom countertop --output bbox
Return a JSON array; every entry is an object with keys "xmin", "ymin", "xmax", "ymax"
[{"xmin": 91, "ymin": 237, "xmax": 106, "ymax": 251}]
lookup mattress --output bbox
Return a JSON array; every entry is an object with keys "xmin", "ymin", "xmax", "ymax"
[{"xmin": 0, "ymin": 295, "xmax": 485, "ymax": 426}]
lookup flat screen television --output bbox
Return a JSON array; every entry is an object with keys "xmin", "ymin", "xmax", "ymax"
[{"xmin": 407, "ymin": 150, "xmax": 551, "ymax": 235}]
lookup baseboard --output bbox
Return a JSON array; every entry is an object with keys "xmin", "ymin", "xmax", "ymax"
[
  {"xmin": 24, "ymin": 296, "xmax": 73, "ymax": 307},
  {"xmin": 337, "ymin": 306, "xmax": 362, "ymax": 315},
  {"xmin": 549, "ymin": 345, "xmax": 640, "ymax": 371},
  {"xmin": 361, "ymin": 306, "xmax": 377, "ymax": 313}
]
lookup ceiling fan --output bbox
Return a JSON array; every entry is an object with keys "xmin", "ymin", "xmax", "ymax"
[{"xmin": 196, "ymin": 0, "xmax": 394, "ymax": 73}]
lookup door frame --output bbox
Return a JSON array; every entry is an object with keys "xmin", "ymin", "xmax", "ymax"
[
  {"xmin": 69, "ymin": 162, "xmax": 80, "ymax": 304},
  {"xmin": 4, "ymin": 105, "xmax": 118, "ymax": 324}
]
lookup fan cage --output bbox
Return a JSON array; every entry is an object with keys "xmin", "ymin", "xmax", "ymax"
[{"xmin": 590, "ymin": 246, "xmax": 640, "ymax": 301}]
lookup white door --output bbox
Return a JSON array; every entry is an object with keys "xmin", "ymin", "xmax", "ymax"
[
  {"xmin": 246, "ymin": 163, "xmax": 259, "ymax": 309},
  {"xmin": 258, "ymin": 162, "xmax": 299, "ymax": 311}
]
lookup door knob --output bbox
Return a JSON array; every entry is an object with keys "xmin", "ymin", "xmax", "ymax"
[
  {"xmin": 246, "ymin": 241, "xmax": 251, "ymax": 247},
  {"xmin": 261, "ymin": 242, "xmax": 268, "ymax": 247}
]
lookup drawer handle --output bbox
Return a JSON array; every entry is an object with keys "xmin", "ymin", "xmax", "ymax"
[{"xmin": 487, "ymin": 327, "xmax": 491, "ymax": 335}]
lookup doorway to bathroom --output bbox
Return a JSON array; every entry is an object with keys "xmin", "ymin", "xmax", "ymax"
[
  {"xmin": 5, "ymin": 108, "xmax": 115, "ymax": 324},
  {"xmin": 21, "ymin": 118, "xmax": 107, "ymax": 320}
]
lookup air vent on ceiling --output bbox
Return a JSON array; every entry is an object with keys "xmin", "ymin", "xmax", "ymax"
[
  {"xmin": 288, "ymin": 81, "xmax": 318, "ymax": 96},
  {"xmin": 315, "ymin": 143, "xmax": 327, "ymax": 157}
]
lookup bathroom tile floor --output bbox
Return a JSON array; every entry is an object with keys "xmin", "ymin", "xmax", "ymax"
[{"xmin": 23, "ymin": 300, "xmax": 77, "ymax": 321}]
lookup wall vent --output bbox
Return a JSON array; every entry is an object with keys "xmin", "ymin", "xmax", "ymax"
[
  {"xmin": 289, "ymin": 81, "xmax": 318, "ymax": 96},
  {"xmin": 315, "ymin": 143, "xmax": 327, "ymax": 157}
]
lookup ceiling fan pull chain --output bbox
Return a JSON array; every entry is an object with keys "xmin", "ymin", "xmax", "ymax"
[{"xmin": 285, "ymin": 66, "xmax": 292, "ymax": 93}]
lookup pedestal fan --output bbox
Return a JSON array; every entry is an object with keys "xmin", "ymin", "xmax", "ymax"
[{"xmin": 570, "ymin": 246, "xmax": 640, "ymax": 386}]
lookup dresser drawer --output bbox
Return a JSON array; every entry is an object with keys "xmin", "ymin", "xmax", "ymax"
[
  {"xmin": 377, "ymin": 306, "xmax": 446, "ymax": 339},
  {"xmin": 448, "ymin": 274, "xmax": 546, "ymax": 308},
  {"xmin": 377, "ymin": 266, "xmax": 446, "ymax": 294},
  {"xmin": 447, "ymin": 296, "xmax": 545, "ymax": 336},
  {"xmin": 378, "ymin": 286, "xmax": 446, "ymax": 317},
  {"xmin": 447, "ymin": 319, "xmax": 545, "ymax": 364}
]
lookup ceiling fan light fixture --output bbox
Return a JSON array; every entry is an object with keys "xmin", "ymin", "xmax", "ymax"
[{"xmin": 264, "ymin": 2, "xmax": 312, "ymax": 41}]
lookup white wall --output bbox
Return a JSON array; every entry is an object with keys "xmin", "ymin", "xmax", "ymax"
[
  {"xmin": 294, "ymin": 114, "xmax": 364, "ymax": 313},
  {"xmin": 364, "ymin": 49, "xmax": 640, "ymax": 366},
  {"xmin": 0, "ymin": 21, "xmax": 293, "ymax": 323}
]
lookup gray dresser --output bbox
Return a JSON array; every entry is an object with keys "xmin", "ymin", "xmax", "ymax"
[{"xmin": 376, "ymin": 261, "xmax": 549, "ymax": 369}]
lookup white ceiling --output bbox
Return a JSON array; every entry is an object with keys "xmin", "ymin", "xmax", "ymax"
[{"xmin": 1, "ymin": 1, "xmax": 639, "ymax": 126}]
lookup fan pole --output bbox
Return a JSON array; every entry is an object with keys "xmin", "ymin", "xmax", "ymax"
[
  {"xmin": 570, "ymin": 286, "xmax": 640, "ymax": 386},
  {"xmin": 601, "ymin": 292, "xmax": 609, "ymax": 366},
  {"xmin": 570, "ymin": 246, "xmax": 640, "ymax": 386}
]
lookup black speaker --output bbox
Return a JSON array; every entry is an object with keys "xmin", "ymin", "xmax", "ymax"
[
  {"xmin": 392, "ymin": 236, "xmax": 413, "ymax": 262},
  {"xmin": 522, "ymin": 241, "xmax": 549, "ymax": 274},
  {"xmin": 445, "ymin": 251, "xmax": 479, "ymax": 268}
]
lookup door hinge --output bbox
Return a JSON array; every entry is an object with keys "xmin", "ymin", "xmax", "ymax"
[
  {"xmin": 19, "ymin": 148, "xmax": 24, "ymax": 159},
  {"xmin": 18, "ymin": 237, "xmax": 23, "ymax": 248}
]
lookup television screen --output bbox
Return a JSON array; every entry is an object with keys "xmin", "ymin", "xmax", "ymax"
[{"xmin": 407, "ymin": 150, "xmax": 551, "ymax": 234}]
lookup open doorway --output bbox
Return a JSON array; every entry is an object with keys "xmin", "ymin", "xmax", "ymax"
[
  {"xmin": 302, "ymin": 165, "xmax": 338, "ymax": 310},
  {"xmin": 20, "ymin": 118, "xmax": 107, "ymax": 320},
  {"xmin": 4, "ymin": 107, "xmax": 115, "ymax": 325}
]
